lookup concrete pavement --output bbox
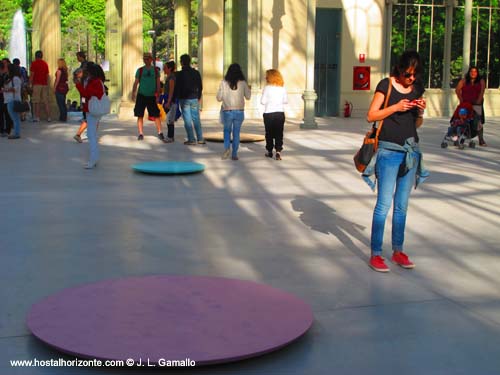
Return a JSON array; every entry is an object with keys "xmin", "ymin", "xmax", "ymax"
[{"xmin": 1, "ymin": 114, "xmax": 500, "ymax": 374}]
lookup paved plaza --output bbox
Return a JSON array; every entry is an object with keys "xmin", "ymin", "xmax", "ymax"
[{"xmin": 1, "ymin": 113, "xmax": 500, "ymax": 374}]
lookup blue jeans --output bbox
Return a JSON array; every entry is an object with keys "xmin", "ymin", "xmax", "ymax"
[
  {"xmin": 179, "ymin": 99, "xmax": 203, "ymax": 142},
  {"xmin": 222, "ymin": 110, "xmax": 244, "ymax": 157},
  {"xmin": 6, "ymin": 101, "xmax": 21, "ymax": 137},
  {"xmin": 371, "ymin": 148, "xmax": 418, "ymax": 256},
  {"xmin": 86, "ymin": 113, "xmax": 100, "ymax": 165},
  {"xmin": 55, "ymin": 92, "xmax": 67, "ymax": 121}
]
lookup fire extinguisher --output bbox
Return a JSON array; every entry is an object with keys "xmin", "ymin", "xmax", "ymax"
[{"xmin": 344, "ymin": 101, "xmax": 353, "ymax": 117}]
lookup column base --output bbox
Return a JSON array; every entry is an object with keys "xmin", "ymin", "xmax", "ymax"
[
  {"xmin": 301, "ymin": 90, "xmax": 318, "ymax": 129},
  {"xmin": 118, "ymin": 100, "xmax": 136, "ymax": 120}
]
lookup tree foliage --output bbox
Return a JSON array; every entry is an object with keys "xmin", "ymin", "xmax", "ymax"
[
  {"xmin": 2, "ymin": 0, "xmax": 200, "ymax": 63},
  {"xmin": 0, "ymin": 0, "xmax": 31, "ymax": 59},
  {"xmin": 142, "ymin": 0, "xmax": 199, "ymax": 60},
  {"xmin": 392, "ymin": 1, "xmax": 500, "ymax": 88},
  {"xmin": 143, "ymin": 0, "xmax": 174, "ymax": 60}
]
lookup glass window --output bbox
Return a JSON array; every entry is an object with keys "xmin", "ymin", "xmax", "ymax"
[
  {"xmin": 391, "ymin": 2, "xmax": 446, "ymax": 88},
  {"xmin": 391, "ymin": 0, "xmax": 500, "ymax": 88}
]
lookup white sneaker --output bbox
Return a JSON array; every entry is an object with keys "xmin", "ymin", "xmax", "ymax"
[
  {"xmin": 221, "ymin": 149, "xmax": 231, "ymax": 160},
  {"xmin": 47, "ymin": 118, "xmax": 52, "ymax": 122},
  {"xmin": 83, "ymin": 162, "xmax": 97, "ymax": 169}
]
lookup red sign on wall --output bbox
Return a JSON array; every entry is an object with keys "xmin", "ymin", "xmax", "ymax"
[{"xmin": 353, "ymin": 66, "xmax": 370, "ymax": 90}]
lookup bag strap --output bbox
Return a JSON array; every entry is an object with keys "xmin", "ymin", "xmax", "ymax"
[
  {"xmin": 139, "ymin": 66, "xmax": 159, "ymax": 81},
  {"xmin": 374, "ymin": 78, "xmax": 393, "ymax": 138}
]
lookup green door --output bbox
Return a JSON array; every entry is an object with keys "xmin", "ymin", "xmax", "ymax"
[{"xmin": 315, "ymin": 9, "xmax": 341, "ymax": 117}]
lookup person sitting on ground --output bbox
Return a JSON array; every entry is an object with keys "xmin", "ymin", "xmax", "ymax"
[{"xmin": 449, "ymin": 107, "xmax": 471, "ymax": 142}]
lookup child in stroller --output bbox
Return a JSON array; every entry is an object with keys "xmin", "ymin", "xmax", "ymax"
[{"xmin": 441, "ymin": 102, "xmax": 479, "ymax": 149}]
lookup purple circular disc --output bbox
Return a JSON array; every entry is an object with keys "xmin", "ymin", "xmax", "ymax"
[{"xmin": 27, "ymin": 276, "xmax": 314, "ymax": 365}]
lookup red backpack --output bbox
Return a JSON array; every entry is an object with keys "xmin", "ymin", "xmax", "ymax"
[{"xmin": 138, "ymin": 66, "xmax": 160, "ymax": 81}]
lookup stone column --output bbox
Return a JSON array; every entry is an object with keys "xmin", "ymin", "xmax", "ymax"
[
  {"xmin": 301, "ymin": 0, "xmax": 317, "ymax": 129},
  {"xmin": 31, "ymin": 1, "xmax": 41, "ymax": 53},
  {"xmin": 106, "ymin": 0, "xmax": 123, "ymax": 114},
  {"xmin": 247, "ymin": 0, "xmax": 262, "ymax": 118},
  {"xmin": 121, "ymin": 0, "xmax": 143, "ymax": 116},
  {"xmin": 462, "ymin": 0, "xmax": 472, "ymax": 74},
  {"xmin": 33, "ymin": 0, "xmax": 61, "ymax": 119},
  {"xmin": 384, "ymin": 1, "xmax": 393, "ymax": 76},
  {"xmin": 175, "ymin": 0, "xmax": 191, "ymax": 61},
  {"xmin": 223, "ymin": 0, "xmax": 234, "ymax": 73},
  {"xmin": 442, "ymin": 0, "xmax": 455, "ymax": 117},
  {"xmin": 199, "ymin": 0, "xmax": 224, "ymax": 115}
]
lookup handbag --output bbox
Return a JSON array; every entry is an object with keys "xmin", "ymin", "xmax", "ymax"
[
  {"xmin": 353, "ymin": 79, "xmax": 392, "ymax": 173},
  {"xmin": 88, "ymin": 81, "xmax": 110, "ymax": 117},
  {"xmin": 148, "ymin": 103, "xmax": 167, "ymax": 122},
  {"xmin": 9, "ymin": 80, "xmax": 30, "ymax": 112},
  {"xmin": 13, "ymin": 100, "xmax": 30, "ymax": 113},
  {"xmin": 56, "ymin": 83, "xmax": 69, "ymax": 95}
]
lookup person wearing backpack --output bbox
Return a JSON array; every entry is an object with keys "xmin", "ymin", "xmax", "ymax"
[
  {"xmin": 131, "ymin": 52, "xmax": 164, "ymax": 141},
  {"xmin": 175, "ymin": 54, "xmax": 204, "ymax": 145}
]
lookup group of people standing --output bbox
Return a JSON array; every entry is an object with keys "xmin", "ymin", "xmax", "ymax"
[
  {"xmin": 0, "ymin": 58, "xmax": 26, "ymax": 139},
  {"xmin": 130, "ymin": 52, "xmax": 206, "ymax": 146},
  {"xmin": 0, "ymin": 50, "xmax": 73, "ymax": 140},
  {"xmin": 0, "ymin": 47, "xmax": 492, "ymax": 273},
  {"xmin": 131, "ymin": 52, "xmax": 288, "ymax": 162}
]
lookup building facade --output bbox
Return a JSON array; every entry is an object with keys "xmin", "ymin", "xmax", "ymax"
[{"xmin": 29, "ymin": 0, "xmax": 500, "ymax": 120}]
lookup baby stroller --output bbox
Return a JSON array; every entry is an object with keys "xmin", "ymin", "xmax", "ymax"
[{"xmin": 441, "ymin": 102, "xmax": 479, "ymax": 149}]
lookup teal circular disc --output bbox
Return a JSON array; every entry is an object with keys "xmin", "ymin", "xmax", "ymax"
[{"xmin": 132, "ymin": 161, "xmax": 205, "ymax": 175}]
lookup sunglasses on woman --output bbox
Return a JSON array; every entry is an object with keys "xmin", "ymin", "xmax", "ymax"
[{"xmin": 403, "ymin": 71, "xmax": 416, "ymax": 78}]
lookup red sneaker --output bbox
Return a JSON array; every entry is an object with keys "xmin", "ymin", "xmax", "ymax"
[
  {"xmin": 391, "ymin": 251, "xmax": 415, "ymax": 269},
  {"xmin": 369, "ymin": 256, "xmax": 389, "ymax": 273}
]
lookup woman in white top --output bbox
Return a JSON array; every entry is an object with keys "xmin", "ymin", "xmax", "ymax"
[
  {"xmin": 261, "ymin": 69, "xmax": 287, "ymax": 160},
  {"xmin": 2, "ymin": 64, "xmax": 23, "ymax": 139},
  {"xmin": 216, "ymin": 63, "xmax": 251, "ymax": 160}
]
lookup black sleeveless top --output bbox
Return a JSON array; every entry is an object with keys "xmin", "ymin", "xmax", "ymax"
[{"xmin": 376, "ymin": 78, "xmax": 425, "ymax": 146}]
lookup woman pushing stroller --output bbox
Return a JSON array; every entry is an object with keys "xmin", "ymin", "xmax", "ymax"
[{"xmin": 455, "ymin": 66, "xmax": 487, "ymax": 146}]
